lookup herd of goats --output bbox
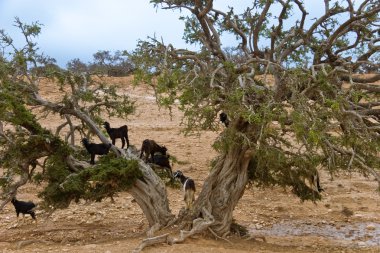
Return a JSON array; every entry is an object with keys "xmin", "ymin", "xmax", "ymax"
[
  {"xmin": 9, "ymin": 112, "xmax": 327, "ymax": 226},
  {"xmin": 80, "ymin": 120, "xmax": 201, "ymax": 213},
  {"xmin": 10, "ymin": 113, "xmax": 232, "ymax": 225}
]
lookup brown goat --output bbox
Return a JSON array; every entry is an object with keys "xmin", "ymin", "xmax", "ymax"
[{"xmin": 139, "ymin": 139, "xmax": 167, "ymax": 161}]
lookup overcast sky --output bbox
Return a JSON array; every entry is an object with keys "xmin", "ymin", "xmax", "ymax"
[{"xmin": 0, "ymin": 1, "xmax": 358, "ymax": 67}]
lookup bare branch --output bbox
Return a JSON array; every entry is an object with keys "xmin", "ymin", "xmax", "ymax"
[{"xmin": 253, "ymin": 1, "xmax": 272, "ymax": 54}]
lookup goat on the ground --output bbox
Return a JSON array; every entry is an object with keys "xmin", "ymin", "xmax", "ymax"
[
  {"xmin": 103, "ymin": 121, "xmax": 130, "ymax": 149},
  {"xmin": 82, "ymin": 138, "xmax": 111, "ymax": 164},
  {"xmin": 173, "ymin": 170, "xmax": 196, "ymax": 210},
  {"xmin": 139, "ymin": 139, "xmax": 167, "ymax": 162},
  {"xmin": 11, "ymin": 197, "xmax": 37, "ymax": 224},
  {"xmin": 219, "ymin": 112, "xmax": 230, "ymax": 127}
]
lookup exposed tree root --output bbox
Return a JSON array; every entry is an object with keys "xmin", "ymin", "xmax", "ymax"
[
  {"xmin": 146, "ymin": 223, "xmax": 161, "ymax": 237},
  {"xmin": 208, "ymin": 227, "xmax": 233, "ymax": 245},
  {"xmin": 132, "ymin": 207, "xmax": 215, "ymax": 253},
  {"xmin": 132, "ymin": 233, "xmax": 171, "ymax": 253}
]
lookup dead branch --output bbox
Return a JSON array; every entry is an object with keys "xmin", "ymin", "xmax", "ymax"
[{"xmin": 0, "ymin": 171, "xmax": 29, "ymax": 210}]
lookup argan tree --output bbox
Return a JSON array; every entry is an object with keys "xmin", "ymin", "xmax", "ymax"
[
  {"xmin": 0, "ymin": 18, "xmax": 174, "ymax": 228},
  {"xmin": 129, "ymin": 0, "xmax": 380, "ymax": 242}
]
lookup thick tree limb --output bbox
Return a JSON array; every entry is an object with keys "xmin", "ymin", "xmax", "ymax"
[{"xmin": 341, "ymin": 74, "xmax": 380, "ymax": 84}]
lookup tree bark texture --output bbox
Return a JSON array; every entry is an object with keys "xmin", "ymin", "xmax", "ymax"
[
  {"xmin": 126, "ymin": 149, "xmax": 175, "ymax": 228},
  {"xmin": 193, "ymin": 144, "xmax": 253, "ymax": 237}
]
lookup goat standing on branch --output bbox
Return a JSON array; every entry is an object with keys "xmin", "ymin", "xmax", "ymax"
[
  {"xmin": 103, "ymin": 121, "xmax": 130, "ymax": 149},
  {"xmin": 82, "ymin": 138, "xmax": 111, "ymax": 164},
  {"xmin": 139, "ymin": 139, "xmax": 168, "ymax": 162}
]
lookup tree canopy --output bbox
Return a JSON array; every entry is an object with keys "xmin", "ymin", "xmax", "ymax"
[
  {"xmin": 132, "ymin": 0, "xmax": 380, "ymax": 194},
  {"xmin": 130, "ymin": 0, "xmax": 380, "ymax": 242}
]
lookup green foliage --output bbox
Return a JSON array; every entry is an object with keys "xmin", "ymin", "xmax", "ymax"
[
  {"xmin": 247, "ymin": 148, "xmax": 323, "ymax": 202},
  {"xmin": 39, "ymin": 155, "xmax": 142, "ymax": 209},
  {"xmin": 1, "ymin": 19, "xmax": 138, "ymax": 210}
]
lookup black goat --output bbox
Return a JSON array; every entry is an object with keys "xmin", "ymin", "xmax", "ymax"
[
  {"xmin": 149, "ymin": 153, "xmax": 173, "ymax": 178},
  {"xmin": 173, "ymin": 170, "xmax": 196, "ymax": 210},
  {"xmin": 11, "ymin": 197, "xmax": 37, "ymax": 224},
  {"xmin": 139, "ymin": 139, "xmax": 167, "ymax": 162},
  {"xmin": 219, "ymin": 112, "xmax": 230, "ymax": 127},
  {"xmin": 82, "ymin": 138, "xmax": 111, "ymax": 164},
  {"xmin": 103, "ymin": 121, "xmax": 130, "ymax": 149}
]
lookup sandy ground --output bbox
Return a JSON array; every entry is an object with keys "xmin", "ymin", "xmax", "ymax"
[{"xmin": 1, "ymin": 76, "xmax": 380, "ymax": 253}]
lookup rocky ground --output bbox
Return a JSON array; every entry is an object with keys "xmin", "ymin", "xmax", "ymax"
[{"xmin": 1, "ymin": 76, "xmax": 380, "ymax": 253}]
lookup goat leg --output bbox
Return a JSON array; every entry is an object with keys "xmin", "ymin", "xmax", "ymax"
[
  {"xmin": 121, "ymin": 138, "xmax": 125, "ymax": 149},
  {"xmin": 90, "ymin": 154, "xmax": 95, "ymax": 165},
  {"xmin": 126, "ymin": 137, "xmax": 130, "ymax": 148}
]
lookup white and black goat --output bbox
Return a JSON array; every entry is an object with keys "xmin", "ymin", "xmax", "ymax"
[
  {"xmin": 103, "ymin": 121, "xmax": 130, "ymax": 149},
  {"xmin": 173, "ymin": 170, "xmax": 196, "ymax": 210},
  {"xmin": 82, "ymin": 138, "xmax": 111, "ymax": 164}
]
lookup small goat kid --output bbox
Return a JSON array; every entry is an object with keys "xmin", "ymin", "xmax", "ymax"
[
  {"xmin": 11, "ymin": 197, "xmax": 37, "ymax": 224},
  {"xmin": 173, "ymin": 170, "xmax": 196, "ymax": 210},
  {"xmin": 103, "ymin": 121, "xmax": 130, "ymax": 149},
  {"xmin": 139, "ymin": 139, "xmax": 167, "ymax": 162},
  {"xmin": 82, "ymin": 138, "xmax": 112, "ymax": 164}
]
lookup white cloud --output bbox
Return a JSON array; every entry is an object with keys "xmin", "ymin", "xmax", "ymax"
[{"xmin": 0, "ymin": 0, "xmax": 366, "ymax": 67}]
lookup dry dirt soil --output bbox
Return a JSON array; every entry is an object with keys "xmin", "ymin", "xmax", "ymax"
[{"xmin": 1, "ymin": 76, "xmax": 380, "ymax": 253}]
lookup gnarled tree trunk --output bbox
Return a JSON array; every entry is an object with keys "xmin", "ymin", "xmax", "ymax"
[
  {"xmin": 127, "ymin": 150, "xmax": 175, "ymax": 229},
  {"xmin": 193, "ymin": 143, "xmax": 254, "ymax": 237}
]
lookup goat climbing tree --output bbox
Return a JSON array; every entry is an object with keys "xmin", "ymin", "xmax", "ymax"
[
  {"xmin": 130, "ymin": 0, "xmax": 380, "ymax": 240},
  {"xmin": 0, "ymin": 18, "xmax": 175, "ymax": 229}
]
